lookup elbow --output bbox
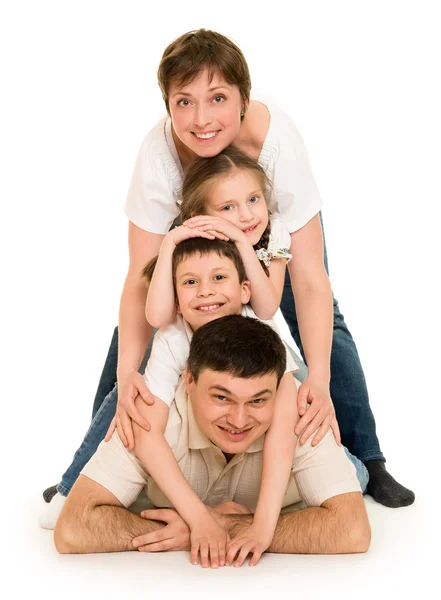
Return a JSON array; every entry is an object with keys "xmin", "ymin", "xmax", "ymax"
[
  {"xmin": 54, "ymin": 512, "xmax": 85, "ymax": 554},
  {"xmin": 347, "ymin": 518, "xmax": 371, "ymax": 554},
  {"xmin": 251, "ymin": 303, "xmax": 278, "ymax": 321}
]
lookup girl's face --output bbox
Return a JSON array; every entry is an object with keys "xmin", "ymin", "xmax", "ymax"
[
  {"xmin": 169, "ymin": 68, "xmax": 244, "ymax": 160},
  {"xmin": 204, "ymin": 169, "xmax": 269, "ymax": 246}
]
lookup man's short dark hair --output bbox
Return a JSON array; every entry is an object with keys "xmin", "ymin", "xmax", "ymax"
[
  {"xmin": 142, "ymin": 238, "xmax": 248, "ymax": 288},
  {"xmin": 188, "ymin": 315, "xmax": 287, "ymax": 385}
]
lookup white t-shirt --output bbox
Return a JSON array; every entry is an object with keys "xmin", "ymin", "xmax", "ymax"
[
  {"xmin": 124, "ymin": 98, "xmax": 323, "ymax": 235},
  {"xmin": 144, "ymin": 305, "xmax": 298, "ymax": 407}
]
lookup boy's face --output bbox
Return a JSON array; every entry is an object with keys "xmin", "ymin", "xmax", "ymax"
[
  {"xmin": 186, "ymin": 368, "xmax": 277, "ymax": 455},
  {"xmin": 175, "ymin": 252, "xmax": 250, "ymax": 331}
]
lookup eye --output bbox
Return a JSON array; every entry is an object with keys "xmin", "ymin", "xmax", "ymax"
[
  {"xmin": 249, "ymin": 196, "xmax": 259, "ymax": 204},
  {"xmin": 221, "ymin": 205, "xmax": 233, "ymax": 212},
  {"xmin": 183, "ymin": 278, "xmax": 197, "ymax": 285},
  {"xmin": 216, "ymin": 395, "xmax": 227, "ymax": 402},
  {"xmin": 213, "ymin": 95, "xmax": 225, "ymax": 103},
  {"xmin": 214, "ymin": 274, "xmax": 225, "ymax": 281},
  {"xmin": 177, "ymin": 98, "xmax": 190, "ymax": 107},
  {"xmin": 251, "ymin": 398, "xmax": 266, "ymax": 405}
]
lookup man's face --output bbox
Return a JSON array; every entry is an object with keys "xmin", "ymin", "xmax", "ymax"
[
  {"xmin": 186, "ymin": 368, "xmax": 277, "ymax": 455},
  {"xmin": 175, "ymin": 252, "xmax": 250, "ymax": 331}
]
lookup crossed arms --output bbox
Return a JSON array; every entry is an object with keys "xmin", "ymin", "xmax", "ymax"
[{"xmin": 54, "ymin": 474, "xmax": 370, "ymax": 559}]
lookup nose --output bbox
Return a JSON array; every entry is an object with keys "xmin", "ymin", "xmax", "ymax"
[
  {"xmin": 194, "ymin": 104, "xmax": 212, "ymax": 129},
  {"xmin": 196, "ymin": 280, "xmax": 215, "ymax": 297},
  {"xmin": 239, "ymin": 205, "xmax": 253, "ymax": 223},
  {"xmin": 227, "ymin": 405, "xmax": 249, "ymax": 430}
]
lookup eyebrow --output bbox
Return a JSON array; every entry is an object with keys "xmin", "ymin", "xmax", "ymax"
[
  {"xmin": 215, "ymin": 190, "xmax": 262, "ymax": 206},
  {"xmin": 171, "ymin": 86, "xmax": 231, "ymax": 98},
  {"xmin": 178, "ymin": 266, "xmax": 230, "ymax": 280},
  {"xmin": 208, "ymin": 385, "xmax": 272, "ymax": 398}
]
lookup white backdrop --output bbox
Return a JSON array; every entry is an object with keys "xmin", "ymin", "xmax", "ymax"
[{"xmin": 1, "ymin": 1, "xmax": 439, "ymax": 597}]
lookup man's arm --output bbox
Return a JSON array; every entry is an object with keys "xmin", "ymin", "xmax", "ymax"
[
  {"xmin": 54, "ymin": 475, "xmax": 164, "ymax": 554},
  {"xmin": 221, "ymin": 492, "xmax": 370, "ymax": 557}
]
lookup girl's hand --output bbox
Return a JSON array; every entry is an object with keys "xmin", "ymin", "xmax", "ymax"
[
  {"xmin": 104, "ymin": 371, "xmax": 155, "ymax": 450},
  {"xmin": 166, "ymin": 224, "xmax": 229, "ymax": 247},
  {"xmin": 225, "ymin": 522, "xmax": 273, "ymax": 567},
  {"xmin": 295, "ymin": 377, "xmax": 341, "ymax": 447},
  {"xmin": 189, "ymin": 513, "xmax": 229, "ymax": 568},
  {"xmin": 183, "ymin": 215, "xmax": 248, "ymax": 244}
]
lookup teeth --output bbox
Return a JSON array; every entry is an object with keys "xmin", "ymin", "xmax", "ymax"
[
  {"xmin": 225, "ymin": 428, "xmax": 245, "ymax": 434},
  {"xmin": 198, "ymin": 304, "xmax": 220, "ymax": 311},
  {"xmin": 195, "ymin": 132, "xmax": 217, "ymax": 139}
]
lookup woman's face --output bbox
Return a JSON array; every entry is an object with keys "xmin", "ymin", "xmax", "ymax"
[
  {"xmin": 169, "ymin": 68, "xmax": 244, "ymax": 160},
  {"xmin": 204, "ymin": 169, "xmax": 269, "ymax": 246}
]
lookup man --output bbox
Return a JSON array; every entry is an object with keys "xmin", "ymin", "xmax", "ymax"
[{"xmin": 54, "ymin": 314, "xmax": 370, "ymax": 566}]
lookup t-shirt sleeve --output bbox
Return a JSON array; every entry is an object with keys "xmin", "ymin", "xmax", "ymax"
[
  {"xmin": 266, "ymin": 216, "xmax": 292, "ymax": 263},
  {"xmin": 143, "ymin": 326, "xmax": 189, "ymax": 407},
  {"xmin": 266, "ymin": 110, "xmax": 323, "ymax": 234},
  {"xmin": 124, "ymin": 135, "xmax": 179, "ymax": 234},
  {"xmin": 292, "ymin": 430, "xmax": 362, "ymax": 506},
  {"xmin": 81, "ymin": 433, "xmax": 149, "ymax": 508}
]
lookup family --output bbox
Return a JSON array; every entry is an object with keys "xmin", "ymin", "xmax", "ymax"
[{"xmin": 41, "ymin": 29, "xmax": 414, "ymax": 566}]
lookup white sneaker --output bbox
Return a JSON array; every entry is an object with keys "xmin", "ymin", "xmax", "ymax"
[{"xmin": 39, "ymin": 492, "xmax": 67, "ymax": 530}]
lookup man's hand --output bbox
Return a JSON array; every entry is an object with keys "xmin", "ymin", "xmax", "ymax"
[
  {"xmin": 226, "ymin": 522, "xmax": 273, "ymax": 567},
  {"xmin": 104, "ymin": 371, "xmax": 155, "ymax": 450},
  {"xmin": 132, "ymin": 509, "xmax": 190, "ymax": 552},
  {"xmin": 295, "ymin": 377, "xmax": 341, "ymax": 447}
]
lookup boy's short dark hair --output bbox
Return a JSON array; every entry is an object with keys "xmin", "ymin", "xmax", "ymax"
[
  {"xmin": 188, "ymin": 315, "xmax": 287, "ymax": 385},
  {"xmin": 142, "ymin": 238, "xmax": 248, "ymax": 289}
]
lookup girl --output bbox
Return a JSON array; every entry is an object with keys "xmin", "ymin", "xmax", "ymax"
[
  {"xmin": 105, "ymin": 146, "xmax": 361, "ymax": 567},
  {"xmin": 42, "ymin": 29, "xmax": 413, "ymax": 515}
]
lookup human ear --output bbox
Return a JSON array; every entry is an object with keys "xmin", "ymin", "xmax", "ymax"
[
  {"xmin": 185, "ymin": 368, "xmax": 194, "ymax": 395},
  {"xmin": 241, "ymin": 280, "xmax": 251, "ymax": 305}
]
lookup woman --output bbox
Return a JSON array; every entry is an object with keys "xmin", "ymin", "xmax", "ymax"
[{"xmin": 42, "ymin": 29, "xmax": 413, "ymax": 518}]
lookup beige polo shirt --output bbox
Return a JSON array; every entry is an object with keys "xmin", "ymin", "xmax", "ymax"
[{"xmin": 82, "ymin": 381, "xmax": 361, "ymax": 511}]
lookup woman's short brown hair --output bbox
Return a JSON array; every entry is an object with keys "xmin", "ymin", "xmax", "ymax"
[{"xmin": 157, "ymin": 29, "xmax": 251, "ymax": 114}]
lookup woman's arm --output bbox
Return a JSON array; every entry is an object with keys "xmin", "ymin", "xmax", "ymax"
[{"xmin": 116, "ymin": 223, "xmax": 165, "ymax": 446}]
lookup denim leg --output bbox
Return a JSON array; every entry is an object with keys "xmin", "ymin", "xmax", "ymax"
[
  {"xmin": 57, "ymin": 329, "xmax": 157, "ymax": 497},
  {"xmin": 279, "ymin": 212, "xmax": 384, "ymax": 463},
  {"xmin": 344, "ymin": 447, "xmax": 369, "ymax": 494},
  {"xmin": 91, "ymin": 327, "xmax": 119, "ymax": 419},
  {"xmin": 58, "ymin": 385, "xmax": 118, "ymax": 496}
]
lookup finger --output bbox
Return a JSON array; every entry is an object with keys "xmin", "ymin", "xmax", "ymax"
[
  {"xmin": 133, "ymin": 528, "xmax": 168, "ymax": 548},
  {"xmin": 330, "ymin": 417, "xmax": 342, "ymax": 446},
  {"xmin": 191, "ymin": 542, "xmax": 199, "ymax": 566},
  {"xmin": 296, "ymin": 387, "xmax": 309, "ymax": 416},
  {"xmin": 140, "ymin": 509, "xmax": 173, "ymax": 522},
  {"xmin": 206, "ymin": 230, "xmax": 229, "ymax": 241},
  {"xmin": 120, "ymin": 411, "xmax": 135, "ymax": 450},
  {"xmin": 200, "ymin": 543, "xmax": 210, "ymax": 568},
  {"xmin": 218, "ymin": 541, "xmax": 226, "ymax": 567},
  {"xmin": 295, "ymin": 403, "xmax": 319, "ymax": 436},
  {"xmin": 226, "ymin": 542, "xmax": 240, "ymax": 566},
  {"xmin": 137, "ymin": 539, "xmax": 175, "ymax": 552},
  {"xmin": 249, "ymin": 547, "xmax": 264, "ymax": 567},
  {"xmin": 300, "ymin": 412, "xmax": 327, "ymax": 445},
  {"xmin": 310, "ymin": 416, "xmax": 333, "ymax": 446},
  {"xmin": 127, "ymin": 404, "xmax": 151, "ymax": 432},
  {"xmin": 209, "ymin": 544, "xmax": 219, "ymax": 569},
  {"xmin": 116, "ymin": 414, "xmax": 128, "ymax": 447},
  {"xmin": 235, "ymin": 543, "xmax": 253, "ymax": 568},
  {"xmin": 139, "ymin": 384, "xmax": 155, "ymax": 406},
  {"xmin": 104, "ymin": 416, "xmax": 117, "ymax": 442}
]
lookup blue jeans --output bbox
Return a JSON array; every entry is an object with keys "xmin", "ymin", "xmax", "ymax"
[{"xmin": 57, "ymin": 213, "xmax": 382, "ymax": 496}]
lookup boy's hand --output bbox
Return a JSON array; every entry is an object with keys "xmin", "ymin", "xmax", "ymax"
[
  {"xmin": 105, "ymin": 371, "xmax": 154, "ymax": 450},
  {"xmin": 166, "ymin": 224, "xmax": 228, "ymax": 248},
  {"xmin": 183, "ymin": 215, "xmax": 248, "ymax": 245},
  {"xmin": 295, "ymin": 377, "xmax": 341, "ymax": 447},
  {"xmin": 226, "ymin": 522, "xmax": 273, "ymax": 567},
  {"xmin": 190, "ymin": 512, "xmax": 229, "ymax": 569}
]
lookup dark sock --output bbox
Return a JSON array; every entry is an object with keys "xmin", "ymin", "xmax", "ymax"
[
  {"xmin": 43, "ymin": 485, "xmax": 58, "ymax": 503},
  {"xmin": 365, "ymin": 460, "xmax": 415, "ymax": 508}
]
